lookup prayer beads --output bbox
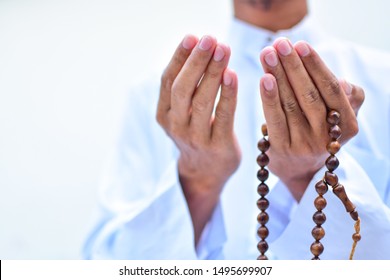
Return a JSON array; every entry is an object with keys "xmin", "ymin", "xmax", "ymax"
[
  {"xmin": 311, "ymin": 110, "xmax": 361, "ymax": 260},
  {"xmin": 256, "ymin": 124, "xmax": 270, "ymax": 260},
  {"xmin": 257, "ymin": 110, "xmax": 361, "ymax": 260}
]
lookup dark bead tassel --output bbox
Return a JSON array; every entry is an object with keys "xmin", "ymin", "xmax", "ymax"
[{"xmin": 257, "ymin": 124, "xmax": 270, "ymax": 260}]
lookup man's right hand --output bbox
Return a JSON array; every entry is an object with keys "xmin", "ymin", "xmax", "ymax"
[{"xmin": 156, "ymin": 35, "xmax": 241, "ymax": 244}]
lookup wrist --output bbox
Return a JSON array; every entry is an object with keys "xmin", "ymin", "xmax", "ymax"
[
  {"xmin": 177, "ymin": 156, "xmax": 231, "ymax": 196},
  {"xmin": 178, "ymin": 171, "xmax": 226, "ymax": 245},
  {"xmin": 282, "ymin": 168, "xmax": 321, "ymax": 201},
  {"xmin": 179, "ymin": 171, "xmax": 225, "ymax": 198}
]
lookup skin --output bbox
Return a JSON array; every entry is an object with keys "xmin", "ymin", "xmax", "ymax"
[
  {"xmin": 157, "ymin": 36, "xmax": 241, "ymax": 244},
  {"xmin": 260, "ymin": 39, "xmax": 363, "ymax": 200},
  {"xmin": 234, "ymin": 0, "xmax": 308, "ymax": 32},
  {"xmin": 156, "ymin": 0, "xmax": 365, "ymax": 245}
]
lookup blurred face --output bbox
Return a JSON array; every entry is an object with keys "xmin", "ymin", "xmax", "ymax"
[
  {"xmin": 240, "ymin": 0, "xmax": 291, "ymax": 10},
  {"xmin": 234, "ymin": 0, "xmax": 308, "ymax": 31},
  {"xmin": 245, "ymin": 0, "xmax": 276, "ymax": 10}
]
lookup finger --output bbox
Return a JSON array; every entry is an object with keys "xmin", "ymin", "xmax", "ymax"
[
  {"xmin": 260, "ymin": 46, "xmax": 308, "ymax": 139},
  {"xmin": 259, "ymin": 73, "xmax": 290, "ymax": 147},
  {"xmin": 274, "ymin": 38, "xmax": 326, "ymax": 131},
  {"xmin": 170, "ymin": 35, "xmax": 217, "ymax": 126},
  {"xmin": 211, "ymin": 68, "xmax": 238, "ymax": 141},
  {"xmin": 339, "ymin": 79, "xmax": 365, "ymax": 116},
  {"xmin": 295, "ymin": 42, "xmax": 358, "ymax": 139},
  {"xmin": 190, "ymin": 43, "xmax": 231, "ymax": 139},
  {"xmin": 157, "ymin": 34, "xmax": 198, "ymax": 125}
]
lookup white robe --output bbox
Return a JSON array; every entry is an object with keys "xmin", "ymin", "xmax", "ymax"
[{"xmin": 83, "ymin": 16, "xmax": 390, "ymax": 260}]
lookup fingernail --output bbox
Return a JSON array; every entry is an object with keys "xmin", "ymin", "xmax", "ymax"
[
  {"xmin": 182, "ymin": 35, "xmax": 197, "ymax": 50},
  {"xmin": 263, "ymin": 76, "xmax": 274, "ymax": 91},
  {"xmin": 198, "ymin": 36, "xmax": 213, "ymax": 51},
  {"xmin": 342, "ymin": 80, "xmax": 353, "ymax": 95},
  {"xmin": 213, "ymin": 45, "xmax": 225, "ymax": 62},
  {"xmin": 276, "ymin": 39, "xmax": 292, "ymax": 56},
  {"xmin": 223, "ymin": 70, "xmax": 232, "ymax": 86},
  {"xmin": 295, "ymin": 42, "xmax": 310, "ymax": 57},
  {"xmin": 264, "ymin": 50, "xmax": 278, "ymax": 67}
]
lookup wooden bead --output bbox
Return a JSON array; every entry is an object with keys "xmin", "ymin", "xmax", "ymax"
[
  {"xmin": 327, "ymin": 110, "xmax": 341, "ymax": 125},
  {"xmin": 332, "ymin": 184, "xmax": 356, "ymax": 213},
  {"xmin": 257, "ymin": 153, "xmax": 269, "ymax": 167},
  {"xmin": 257, "ymin": 212, "xmax": 269, "ymax": 225},
  {"xmin": 325, "ymin": 155, "xmax": 339, "ymax": 172},
  {"xmin": 257, "ymin": 198, "xmax": 269, "ymax": 211},
  {"xmin": 312, "ymin": 226, "xmax": 325, "ymax": 241},
  {"xmin": 257, "ymin": 183, "xmax": 269, "ymax": 196},
  {"xmin": 325, "ymin": 171, "xmax": 338, "ymax": 187},
  {"xmin": 257, "ymin": 255, "xmax": 268, "ymax": 260},
  {"xmin": 314, "ymin": 196, "xmax": 327, "ymax": 211},
  {"xmin": 257, "ymin": 168, "xmax": 269, "ymax": 182},
  {"xmin": 327, "ymin": 141, "xmax": 341, "ymax": 155},
  {"xmin": 310, "ymin": 241, "xmax": 324, "ymax": 256},
  {"xmin": 261, "ymin": 124, "xmax": 268, "ymax": 137},
  {"xmin": 257, "ymin": 226, "xmax": 269, "ymax": 239},
  {"xmin": 315, "ymin": 180, "xmax": 328, "ymax": 195},
  {"xmin": 350, "ymin": 210, "xmax": 359, "ymax": 221},
  {"xmin": 313, "ymin": 211, "xmax": 326, "ymax": 225},
  {"xmin": 258, "ymin": 124, "xmax": 270, "ymax": 260},
  {"xmin": 257, "ymin": 240, "xmax": 269, "ymax": 254},
  {"xmin": 258, "ymin": 138, "xmax": 270, "ymax": 152},
  {"xmin": 329, "ymin": 125, "xmax": 342, "ymax": 140},
  {"xmin": 352, "ymin": 233, "xmax": 361, "ymax": 242}
]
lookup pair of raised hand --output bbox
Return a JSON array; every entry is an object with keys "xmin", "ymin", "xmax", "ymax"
[{"xmin": 156, "ymin": 35, "xmax": 364, "ymax": 242}]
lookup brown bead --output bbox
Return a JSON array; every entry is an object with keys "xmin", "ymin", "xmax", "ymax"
[
  {"xmin": 257, "ymin": 198, "xmax": 269, "ymax": 211},
  {"xmin": 325, "ymin": 155, "xmax": 339, "ymax": 172},
  {"xmin": 257, "ymin": 226, "xmax": 269, "ymax": 239},
  {"xmin": 325, "ymin": 171, "xmax": 338, "ymax": 187},
  {"xmin": 261, "ymin": 124, "xmax": 268, "ymax": 137},
  {"xmin": 257, "ymin": 212, "xmax": 269, "ymax": 225},
  {"xmin": 327, "ymin": 141, "xmax": 341, "ymax": 155},
  {"xmin": 332, "ymin": 184, "xmax": 356, "ymax": 213},
  {"xmin": 327, "ymin": 110, "xmax": 341, "ymax": 125},
  {"xmin": 312, "ymin": 226, "xmax": 325, "ymax": 241},
  {"xmin": 257, "ymin": 153, "xmax": 269, "ymax": 167},
  {"xmin": 257, "ymin": 255, "xmax": 268, "ymax": 260},
  {"xmin": 257, "ymin": 240, "xmax": 269, "ymax": 254},
  {"xmin": 310, "ymin": 241, "xmax": 324, "ymax": 256},
  {"xmin": 329, "ymin": 125, "xmax": 342, "ymax": 140},
  {"xmin": 258, "ymin": 138, "xmax": 270, "ymax": 152},
  {"xmin": 257, "ymin": 183, "xmax": 269, "ymax": 196},
  {"xmin": 314, "ymin": 196, "xmax": 327, "ymax": 211},
  {"xmin": 313, "ymin": 211, "xmax": 326, "ymax": 225},
  {"xmin": 257, "ymin": 168, "xmax": 269, "ymax": 182},
  {"xmin": 350, "ymin": 210, "xmax": 359, "ymax": 221},
  {"xmin": 352, "ymin": 233, "xmax": 361, "ymax": 242},
  {"xmin": 315, "ymin": 180, "xmax": 328, "ymax": 195}
]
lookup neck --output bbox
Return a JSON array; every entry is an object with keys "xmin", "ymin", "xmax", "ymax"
[{"xmin": 233, "ymin": 0, "xmax": 308, "ymax": 32}]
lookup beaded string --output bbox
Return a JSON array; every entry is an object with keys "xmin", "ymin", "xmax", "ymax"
[
  {"xmin": 256, "ymin": 124, "xmax": 270, "ymax": 260},
  {"xmin": 258, "ymin": 110, "xmax": 361, "ymax": 260},
  {"xmin": 311, "ymin": 180, "xmax": 328, "ymax": 259},
  {"xmin": 312, "ymin": 109, "xmax": 361, "ymax": 260}
]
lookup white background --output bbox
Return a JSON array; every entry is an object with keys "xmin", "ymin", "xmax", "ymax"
[{"xmin": 0, "ymin": 0, "xmax": 389, "ymax": 259}]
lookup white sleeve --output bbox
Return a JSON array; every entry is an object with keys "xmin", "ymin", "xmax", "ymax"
[
  {"xmin": 82, "ymin": 82, "xmax": 227, "ymax": 259},
  {"xmin": 196, "ymin": 202, "xmax": 226, "ymax": 259},
  {"xmin": 270, "ymin": 150, "xmax": 390, "ymax": 260},
  {"xmin": 83, "ymin": 160, "xmax": 227, "ymax": 260}
]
